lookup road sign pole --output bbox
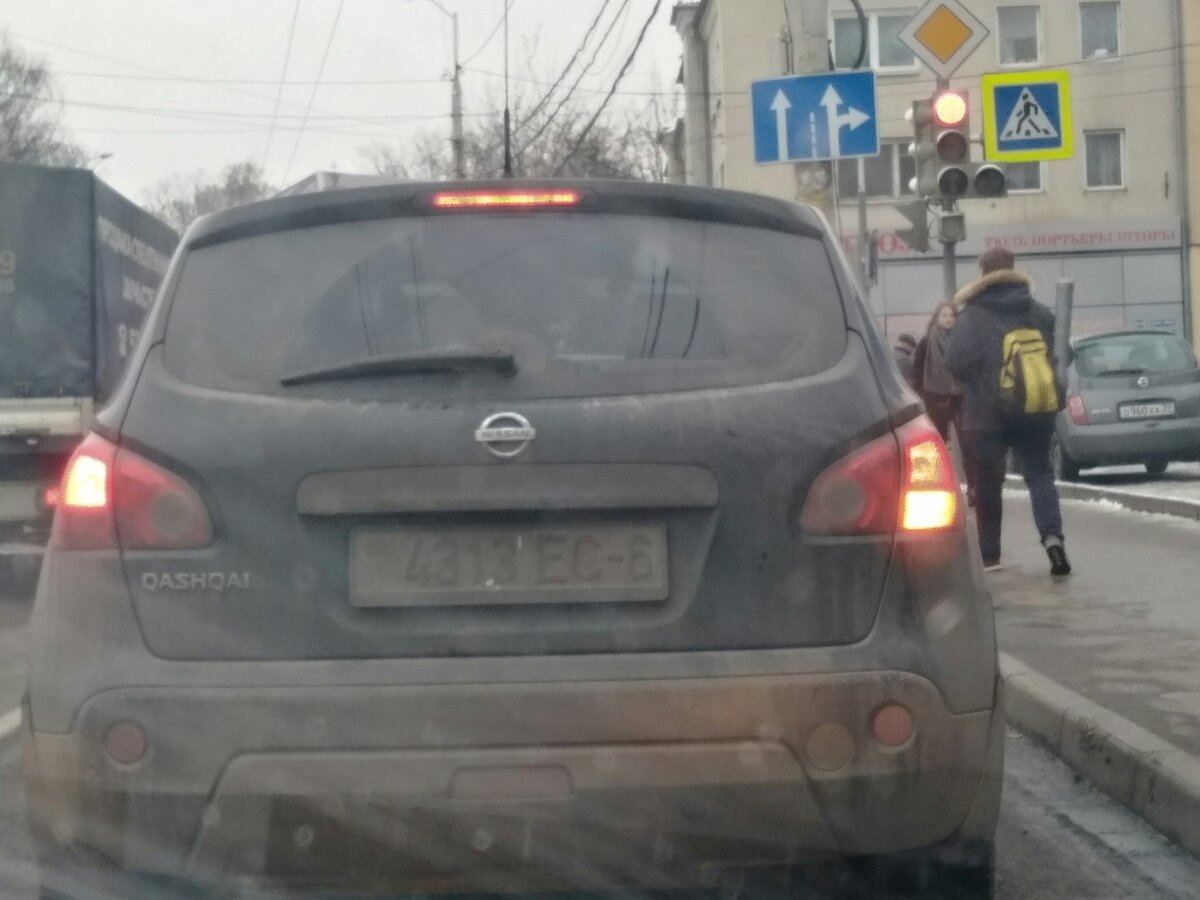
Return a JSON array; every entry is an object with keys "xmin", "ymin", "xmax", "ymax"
[
  {"xmin": 1055, "ymin": 279, "xmax": 1075, "ymax": 384},
  {"xmin": 942, "ymin": 219, "xmax": 958, "ymax": 303}
]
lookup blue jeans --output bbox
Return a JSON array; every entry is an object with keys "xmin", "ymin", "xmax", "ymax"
[{"xmin": 963, "ymin": 416, "xmax": 1064, "ymax": 563}]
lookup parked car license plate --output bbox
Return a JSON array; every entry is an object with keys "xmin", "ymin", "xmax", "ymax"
[
  {"xmin": 1118, "ymin": 401, "xmax": 1176, "ymax": 420},
  {"xmin": 350, "ymin": 523, "xmax": 668, "ymax": 607}
]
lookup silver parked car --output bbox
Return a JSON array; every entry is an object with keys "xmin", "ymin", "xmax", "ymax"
[{"xmin": 1054, "ymin": 331, "xmax": 1200, "ymax": 480}]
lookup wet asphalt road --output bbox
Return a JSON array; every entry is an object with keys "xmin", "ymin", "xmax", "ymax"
[{"xmin": 2, "ymin": 492, "xmax": 1200, "ymax": 897}]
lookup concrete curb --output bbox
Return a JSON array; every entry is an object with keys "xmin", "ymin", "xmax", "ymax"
[
  {"xmin": 1000, "ymin": 652, "xmax": 1200, "ymax": 858},
  {"xmin": 1004, "ymin": 474, "xmax": 1200, "ymax": 521}
]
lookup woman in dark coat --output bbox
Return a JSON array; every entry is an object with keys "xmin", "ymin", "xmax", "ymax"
[{"xmin": 911, "ymin": 301, "xmax": 963, "ymax": 443}]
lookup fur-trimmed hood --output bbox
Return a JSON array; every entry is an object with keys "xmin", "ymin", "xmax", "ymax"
[{"xmin": 953, "ymin": 269, "xmax": 1034, "ymax": 308}]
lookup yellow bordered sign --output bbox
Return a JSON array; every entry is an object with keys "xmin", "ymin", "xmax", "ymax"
[{"xmin": 981, "ymin": 69, "xmax": 1073, "ymax": 162}]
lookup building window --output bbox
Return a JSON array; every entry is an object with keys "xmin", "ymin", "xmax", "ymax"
[
  {"xmin": 1085, "ymin": 130, "xmax": 1125, "ymax": 188},
  {"xmin": 997, "ymin": 6, "xmax": 1041, "ymax": 65},
  {"xmin": 835, "ymin": 141, "xmax": 916, "ymax": 198},
  {"xmin": 1081, "ymin": 1, "xmax": 1120, "ymax": 59},
  {"xmin": 1006, "ymin": 161, "xmax": 1043, "ymax": 192},
  {"xmin": 833, "ymin": 11, "xmax": 917, "ymax": 72}
]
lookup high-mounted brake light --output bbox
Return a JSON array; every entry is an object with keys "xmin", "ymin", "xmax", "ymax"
[
  {"xmin": 800, "ymin": 416, "xmax": 959, "ymax": 536},
  {"xmin": 430, "ymin": 189, "xmax": 581, "ymax": 209},
  {"xmin": 50, "ymin": 433, "xmax": 213, "ymax": 551}
]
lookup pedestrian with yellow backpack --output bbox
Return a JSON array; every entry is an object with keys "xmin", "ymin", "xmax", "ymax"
[{"xmin": 945, "ymin": 247, "xmax": 1071, "ymax": 576}]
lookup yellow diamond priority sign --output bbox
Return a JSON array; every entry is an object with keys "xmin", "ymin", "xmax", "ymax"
[{"xmin": 899, "ymin": 0, "xmax": 989, "ymax": 80}]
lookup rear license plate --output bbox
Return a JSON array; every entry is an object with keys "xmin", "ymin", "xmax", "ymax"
[
  {"xmin": 351, "ymin": 523, "xmax": 668, "ymax": 607},
  {"xmin": 1118, "ymin": 401, "xmax": 1176, "ymax": 420}
]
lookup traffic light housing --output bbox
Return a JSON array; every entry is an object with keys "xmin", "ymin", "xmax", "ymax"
[
  {"xmin": 894, "ymin": 197, "xmax": 930, "ymax": 253},
  {"xmin": 907, "ymin": 90, "xmax": 1008, "ymax": 202}
]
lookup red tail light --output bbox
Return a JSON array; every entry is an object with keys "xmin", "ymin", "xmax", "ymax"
[
  {"xmin": 51, "ymin": 434, "xmax": 213, "ymax": 551},
  {"xmin": 1067, "ymin": 394, "xmax": 1088, "ymax": 425},
  {"xmin": 800, "ymin": 417, "xmax": 959, "ymax": 535}
]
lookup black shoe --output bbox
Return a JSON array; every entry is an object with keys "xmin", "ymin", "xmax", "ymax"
[
  {"xmin": 1043, "ymin": 536, "xmax": 1071, "ymax": 576},
  {"xmin": 983, "ymin": 557, "xmax": 1002, "ymax": 571}
]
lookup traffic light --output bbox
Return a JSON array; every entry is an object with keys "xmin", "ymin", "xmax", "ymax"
[
  {"xmin": 907, "ymin": 90, "xmax": 1008, "ymax": 201},
  {"xmin": 894, "ymin": 197, "xmax": 930, "ymax": 253}
]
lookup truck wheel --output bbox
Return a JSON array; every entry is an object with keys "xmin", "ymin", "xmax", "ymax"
[
  {"xmin": 0, "ymin": 556, "xmax": 40, "ymax": 601},
  {"xmin": 1145, "ymin": 459, "xmax": 1169, "ymax": 476}
]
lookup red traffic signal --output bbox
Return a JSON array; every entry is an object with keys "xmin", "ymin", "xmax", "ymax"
[{"xmin": 932, "ymin": 91, "xmax": 968, "ymax": 128}]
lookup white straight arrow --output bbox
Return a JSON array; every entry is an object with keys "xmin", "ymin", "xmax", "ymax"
[
  {"xmin": 770, "ymin": 89, "xmax": 791, "ymax": 161},
  {"xmin": 820, "ymin": 84, "xmax": 871, "ymax": 158}
]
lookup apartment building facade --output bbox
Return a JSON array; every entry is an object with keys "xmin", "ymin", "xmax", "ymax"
[{"xmin": 670, "ymin": 0, "xmax": 1192, "ymax": 344}]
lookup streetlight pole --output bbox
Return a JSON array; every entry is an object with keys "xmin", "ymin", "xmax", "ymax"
[
  {"xmin": 450, "ymin": 10, "xmax": 464, "ymax": 179},
  {"xmin": 407, "ymin": 0, "xmax": 464, "ymax": 178}
]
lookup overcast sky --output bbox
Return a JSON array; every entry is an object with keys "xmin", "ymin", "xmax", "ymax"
[{"xmin": 3, "ymin": 0, "xmax": 682, "ymax": 200}]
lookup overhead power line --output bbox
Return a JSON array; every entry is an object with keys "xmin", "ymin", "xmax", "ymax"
[
  {"xmin": 554, "ymin": 0, "xmax": 663, "ymax": 176},
  {"xmin": 4, "ymin": 28, "xmax": 417, "ymax": 130},
  {"xmin": 47, "ymin": 71, "xmax": 447, "ymax": 86},
  {"xmin": 517, "ymin": 0, "xmax": 613, "ymax": 131},
  {"xmin": 282, "ymin": 0, "xmax": 346, "ymax": 183},
  {"xmin": 514, "ymin": 0, "xmax": 631, "ymax": 162},
  {"xmin": 462, "ymin": 0, "xmax": 516, "ymax": 66},
  {"xmin": 263, "ymin": 0, "xmax": 302, "ymax": 169}
]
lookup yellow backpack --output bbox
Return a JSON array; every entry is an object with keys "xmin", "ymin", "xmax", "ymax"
[{"xmin": 1000, "ymin": 329, "xmax": 1062, "ymax": 415}]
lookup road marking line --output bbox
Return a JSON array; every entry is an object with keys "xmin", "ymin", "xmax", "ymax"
[{"xmin": 0, "ymin": 706, "xmax": 22, "ymax": 740}]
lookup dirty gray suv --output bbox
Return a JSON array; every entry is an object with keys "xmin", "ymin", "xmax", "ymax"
[{"xmin": 24, "ymin": 181, "xmax": 1002, "ymax": 899}]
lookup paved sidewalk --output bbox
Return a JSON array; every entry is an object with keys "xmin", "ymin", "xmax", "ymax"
[
  {"xmin": 990, "ymin": 492, "xmax": 1200, "ymax": 854},
  {"xmin": 993, "ymin": 492, "xmax": 1200, "ymax": 754}
]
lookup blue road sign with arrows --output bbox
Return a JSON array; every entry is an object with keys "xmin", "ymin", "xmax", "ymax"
[{"xmin": 750, "ymin": 71, "xmax": 879, "ymax": 165}]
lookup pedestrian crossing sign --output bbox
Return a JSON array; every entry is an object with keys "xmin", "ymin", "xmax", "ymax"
[{"xmin": 982, "ymin": 69, "xmax": 1073, "ymax": 162}]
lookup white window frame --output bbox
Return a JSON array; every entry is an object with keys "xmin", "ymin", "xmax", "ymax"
[
  {"xmin": 830, "ymin": 9, "xmax": 920, "ymax": 75},
  {"xmin": 1079, "ymin": 1, "xmax": 1122, "ymax": 61},
  {"xmin": 995, "ymin": 5, "xmax": 1043, "ymax": 67},
  {"xmin": 1005, "ymin": 160, "xmax": 1045, "ymax": 194},
  {"xmin": 835, "ymin": 140, "xmax": 917, "ymax": 200},
  {"xmin": 1083, "ymin": 129, "xmax": 1126, "ymax": 191}
]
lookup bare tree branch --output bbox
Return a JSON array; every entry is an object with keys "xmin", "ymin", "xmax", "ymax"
[
  {"xmin": 142, "ymin": 160, "xmax": 275, "ymax": 231},
  {"xmin": 0, "ymin": 33, "xmax": 88, "ymax": 167}
]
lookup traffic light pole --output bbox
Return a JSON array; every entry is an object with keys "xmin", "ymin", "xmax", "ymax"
[
  {"xmin": 941, "ymin": 200, "xmax": 958, "ymax": 302},
  {"xmin": 934, "ymin": 78, "xmax": 959, "ymax": 303}
]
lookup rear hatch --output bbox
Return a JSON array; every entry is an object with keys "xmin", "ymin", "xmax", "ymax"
[
  {"xmin": 1073, "ymin": 332, "xmax": 1200, "ymax": 424},
  {"xmin": 114, "ymin": 186, "xmax": 898, "ymax": 661}
]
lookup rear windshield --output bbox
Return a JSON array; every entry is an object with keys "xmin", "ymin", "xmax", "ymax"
[
  {"xmin": 1074, "ymin": 333, "xmax": 1198, "ymax": 377},
  {"xmin": 162, "ymin": 212, "xmax": 847, "ymax": 399}
]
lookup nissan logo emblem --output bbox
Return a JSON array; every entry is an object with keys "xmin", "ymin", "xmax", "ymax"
[{"xmin": 475, "ymin": 412, "xmax": 536, "ymax": 458}]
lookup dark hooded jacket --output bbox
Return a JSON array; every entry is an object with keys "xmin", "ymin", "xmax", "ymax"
[{"xmin": 944, "ymin": 269, "xmax": 1057, "ymax": 431}]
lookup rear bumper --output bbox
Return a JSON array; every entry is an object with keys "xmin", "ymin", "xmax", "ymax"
[
  {"xmin": 1061, "ymin": 416, "xmax": 1200, "ymax": 465},
  {"xmin": 25, "ymin": 670, "xmax": 1001, "ymax": 894}
]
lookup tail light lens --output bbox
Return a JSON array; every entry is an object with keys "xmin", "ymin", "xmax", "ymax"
[
  {"xmin": 51, "ymin": 434, "xmax": 213, "ymax": 551},
  {"xmin": 900, "ymin": 421, "xmax": 959, "ymax": 531},
  {"xmin": 1067, "ymin": 394, "xmax": 1088, "ymax": 425},
  {"xmin": 800, "ymin": 417, "xmax": 959, "ymax": 535}
]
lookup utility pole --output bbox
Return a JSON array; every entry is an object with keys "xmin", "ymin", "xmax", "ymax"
[
  {"xmin": 450, "ymin": 11, "xmax": 464, "ymax": 179},
  {"xmin": 1179, "ymin": 0, "xmax": 1200, "ymax": 352},
  {"xmin": 408, "ymin": 1, "xmax": 464, "ymax": 178}
]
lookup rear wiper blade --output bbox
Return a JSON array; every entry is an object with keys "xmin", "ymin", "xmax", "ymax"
[
  {"xmin": 280, "ymin": 347, "xmax": 517, "ymax": 386},
  {"xmin": 1094, "ymin": 367, "xmax": 1148, "ymax": 377}
]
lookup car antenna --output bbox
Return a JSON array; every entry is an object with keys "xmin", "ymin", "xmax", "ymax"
[{"xmin": 502, "ymin": 0, "xmax": 514, "ymax": 178}]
